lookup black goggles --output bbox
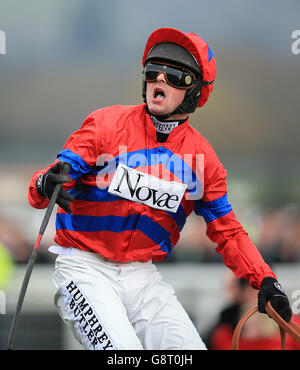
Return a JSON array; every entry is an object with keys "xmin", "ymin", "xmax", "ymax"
[{"xmin": 143, "ymin": 62, "xmax": 197, "ymax": 89}]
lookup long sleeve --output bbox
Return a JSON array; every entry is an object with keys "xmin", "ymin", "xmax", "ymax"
[
  {"xmin": 28, "ymin": 111, "xmax": 100, "ymax": 209},
  {"xmin": 194, "ymin": 152, "xmax": 276, "ymax": 290},
  {"xmin": 56, "ymin": 111, "xmax": 101, "ymax": 179}
]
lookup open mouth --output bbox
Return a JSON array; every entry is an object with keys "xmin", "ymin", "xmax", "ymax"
[{"xmin": 153, "ymin": 87, "xmax": 166, "ymax": 100}]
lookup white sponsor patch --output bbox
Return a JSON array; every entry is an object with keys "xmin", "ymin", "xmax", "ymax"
[
  {"xmin": 61, "ymin": 280, "xmax": 115, "ymax": 350},
  {"xmin": 151, "ymin": 115, "xmax": 179, "ymax": 134},
  {"xmin": 108, "ymin": 163, "xmax": 187, "ymax": 213}
]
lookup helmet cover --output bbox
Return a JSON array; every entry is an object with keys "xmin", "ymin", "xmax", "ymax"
[{"xmin": 142, "ymin": 27, "xmax": 216, "ymax": 108}]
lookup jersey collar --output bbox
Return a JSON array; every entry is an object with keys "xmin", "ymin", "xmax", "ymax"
[{"xmin": 144, "ymin": 105, "xmax": 190, "ymax": 144}]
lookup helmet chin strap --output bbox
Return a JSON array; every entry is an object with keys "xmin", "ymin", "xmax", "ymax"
[
  {"xmin": 144, "ymin": 106, "xmax": 187, "ymax": 125},
  {"xmin": 149, "ymin": 111, "xmax": 181, "ymax": 121},
  {"xmin": 150, "ymin": 109, "xmax": 184, "ymax": 121}
]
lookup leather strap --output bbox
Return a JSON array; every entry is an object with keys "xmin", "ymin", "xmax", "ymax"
[{"xmin": 232, "ymin": 302, "xmax": 300, "ymax": 350}]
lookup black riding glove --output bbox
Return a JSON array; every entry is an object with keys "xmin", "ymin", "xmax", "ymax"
[
  {"xmin": 258, "ymin": 277, "xmax": 292, "ymax": 322},
  {"xmin": 36, "ymin": 161, "xmax": 74, "ymax": 214}
]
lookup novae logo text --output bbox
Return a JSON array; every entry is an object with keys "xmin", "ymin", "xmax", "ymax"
[
  {"xmin": 0, "ymin": 30, "xmax": 6, "ymax": 55},
  {"xmin": 108, "ymin": 164, "xmax": 187, "ymax": 213},
  {"xmin": 96, "ymin": 146, "xmax": 204, "ymax": 200}
]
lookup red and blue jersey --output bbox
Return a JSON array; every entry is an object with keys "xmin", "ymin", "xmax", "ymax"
[{"xmin": 28, "ymin": 104, "xmax": 275, "ymax": 289}]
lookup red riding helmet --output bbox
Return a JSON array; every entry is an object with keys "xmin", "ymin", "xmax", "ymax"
[{"xmin": 142, "ymin": 27, "xmax": 217, "ymax": 111}]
